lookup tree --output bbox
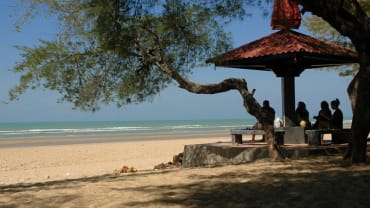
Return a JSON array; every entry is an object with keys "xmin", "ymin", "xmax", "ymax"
[
  {"xmin": 10, "ymin": 0, "xmax": 282, "ymax": 159},
  {"xmin": 303, "ymin": 0, "xmax": 370, "ymax": 76},
  {"xmin": 295, "ymin": 0, "xmax": 370, "ymax": 163},
  {"xmin": 10, "ymin": 0, "xmax": 369, "ymax": 163},
  {"xmin": 302, "ymin": 0, "xmax": 370, "ymax": 163}
]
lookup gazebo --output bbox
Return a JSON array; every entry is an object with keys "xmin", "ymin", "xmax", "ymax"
[
  {"xmin": 206, "ymin": 29, "xmax": 358, "ymax": 126},
  {"xmin": 206, "ymin": 0, "xmax": 358, "ymax": 127}
]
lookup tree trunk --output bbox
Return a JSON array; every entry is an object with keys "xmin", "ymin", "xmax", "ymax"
[
  {"xmin": 347, "ymin": 52, "xmax": 370, "ymax": 162},
  {"xmin": 296, "ymin": 0, "xmax": 370, "ymax": 163},
  {"xmin": 264, "ymin": 124, "xmax": 281, "ymax": 160}
]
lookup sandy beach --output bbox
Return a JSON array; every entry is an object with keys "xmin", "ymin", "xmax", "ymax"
[
  {"xmin": 1, "ymin": 133, "xmax": 369, "ymax": 207},
  {"xmin": 0, "ymin": 133, "xmax": 231, "ymax": 185}
]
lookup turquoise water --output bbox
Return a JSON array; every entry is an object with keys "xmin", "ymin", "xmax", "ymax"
[
  {"xmin": 0, "ymin": 119, "xmax": 257, "ymax": 139},
  {"xmin": 0, "ymin": 118, "xmax": 352, "ymax": 139}
]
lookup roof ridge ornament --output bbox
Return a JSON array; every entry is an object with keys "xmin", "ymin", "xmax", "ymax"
[{"xmin": 271, "ymin": 0, "xmax": 302, "ymax": 30}]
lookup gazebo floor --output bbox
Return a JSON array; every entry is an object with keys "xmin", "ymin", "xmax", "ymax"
[{"xmin": 182, "ymin": 142, "xmax": 361, "ymax": 168}]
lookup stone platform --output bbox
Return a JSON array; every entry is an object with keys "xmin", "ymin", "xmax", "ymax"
[{"xmin": 182, "ymin": 142, "xmax": 350, "ymax": 168}]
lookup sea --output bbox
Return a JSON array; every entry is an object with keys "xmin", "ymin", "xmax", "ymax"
[
  {"xmin": 0, "ymin": 118, "xmax": 352, "ymax": 141},
  {"xmin": 0, "ymin": 119, "xmax": 257, "ymax": 139}
]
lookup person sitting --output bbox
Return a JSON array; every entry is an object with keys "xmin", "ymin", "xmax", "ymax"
[
  {"xmin": 312, "ymin": 100, "xmax": 332, "ymax": 129},
  {"xmin": 312, "ymin": 100, "xmax": 332, "ymax": 145},
  {"xmin": 330, "ymin": 98, "xmax": 343, "ymax": 129},
  {"xmin": 330, "ymin": 98, "xmax": 344, "ymax": 144},
  {"xmin": 251, "ymin": 100, "xmax": 275, "ymax": 143},
  {"xmin": 262, "ymin": 100, "xmax": 276, "ymax": 125},
  {"xmin": 295, "ymin": 101, "xmax": 311, "ymax": 129}
]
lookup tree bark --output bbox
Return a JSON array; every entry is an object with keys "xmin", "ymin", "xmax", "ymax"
[
  {"xmin": 296, "ymin": 0, "xmax": 370, "ymax": 163},
  {"xmin": 155, "ymin": 61, "xmax": 282, "ymax": 160},
  {"xmin": 348, "ymin": 52, "xmax": 370, "ymax": 162}
]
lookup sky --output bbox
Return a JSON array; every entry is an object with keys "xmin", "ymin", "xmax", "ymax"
[{"xmin": 0, "ymin": 1, "xmax": 355, "ymax": 122}]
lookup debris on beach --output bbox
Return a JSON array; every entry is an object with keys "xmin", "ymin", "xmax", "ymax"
[
  {"xmin": 154, "ymin": 152, "xmax": 183, "ymax": 170},
  {"xmin": 113, "ymin": 166, "xmax": 137, "ymax": 174}
]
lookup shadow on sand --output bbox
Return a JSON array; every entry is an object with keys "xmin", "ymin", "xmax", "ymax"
[{"xmin": 1, "ymin": 154, "xmax": 370, "ymax": 208}]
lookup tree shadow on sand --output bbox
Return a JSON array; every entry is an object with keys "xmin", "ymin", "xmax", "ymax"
[
  {"xmin": 120, "ymin": 159, "xmax": 370, "ymax": 207},
  {"xmin": 1, "ymin": 156, "xmax": 370, "ymax": 208}
]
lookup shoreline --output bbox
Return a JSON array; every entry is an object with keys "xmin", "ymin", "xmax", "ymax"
[{"xmin": 0, "ymin": 129, "xmax": 230, "ymax": 148}]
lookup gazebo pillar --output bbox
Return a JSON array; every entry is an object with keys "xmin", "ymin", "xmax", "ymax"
[{"xmin": 281, "ymin": 76, "xmax": 296, "ymax": 127}]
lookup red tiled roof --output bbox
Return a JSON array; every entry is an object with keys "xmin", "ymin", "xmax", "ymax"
[
  {"xmin": 218, "ymin": 29, "xmax": 356, "ymax": 60},
  {"xmin": 207, "ymin": 30, "xmax": 358, "ymax": 76}
]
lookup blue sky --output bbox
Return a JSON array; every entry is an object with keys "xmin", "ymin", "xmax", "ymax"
[{"xmin": 0, "ymin": 1, "xmax": 355, "ymax": 122}]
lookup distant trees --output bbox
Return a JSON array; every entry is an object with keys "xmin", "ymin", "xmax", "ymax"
[{"xmin": 304, "ymin": 0, "xmax": 369, "ymax": 76}]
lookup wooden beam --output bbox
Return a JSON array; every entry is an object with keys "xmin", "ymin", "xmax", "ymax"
[{"xmin": 281, "ymin": 77, "xmax": 296, "ymax": 126}]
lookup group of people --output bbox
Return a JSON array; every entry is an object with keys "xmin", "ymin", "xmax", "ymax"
[
  {"xmin": 253, "ymin": 98, "xmax": 343, "ymax": 130},
  {"xmin": 296, "ymin": 98, "xmax": 343, "ymax": 130},
  {"xmin": 250, "ymin": 98, "xmax": 343, "ymax": 143}
]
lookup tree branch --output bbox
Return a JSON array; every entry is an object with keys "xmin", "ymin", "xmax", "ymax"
[
  {"xmin": 134, "ymin": 31, "xmax": 282, "ymax": 160},
  {"xmin": 154, "ymin": 61, "xmax": 265, "ymax": 120},
  {"xmin": 296, "ymin": 0, "xmax": 370, "ymax": 48},
  {"xmin": 133, "ymin": 35, "xmax": 267, "ymax": 121}
]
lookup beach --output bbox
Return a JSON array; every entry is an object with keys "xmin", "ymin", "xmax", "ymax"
[
  {"xmin": 0, "ymin": 132, "xmax": 231, "ymax": 185},
  {"xmin": 1, "ymin": 132, "xmax": 370, "ymax": 207}
]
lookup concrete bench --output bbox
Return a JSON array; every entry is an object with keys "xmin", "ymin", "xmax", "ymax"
[
  {"xmin": 230, "ymin": 128, "xmax": 285, "ymax": 145},
  {"xmin": 305, "ymin": 128, "xmax": 351, "ymax": 146}
]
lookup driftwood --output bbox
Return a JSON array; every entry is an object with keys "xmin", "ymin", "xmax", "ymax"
[
  {"xmin": 113, "ymin": 166, "xmax": 138, "ymax": 174},
  {"xmin": 154, "ymin": 152, "xmax": 183, "ymax": 170}
]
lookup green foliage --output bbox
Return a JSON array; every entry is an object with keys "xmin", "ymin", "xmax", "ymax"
[
  {"xmin": 11, "ymin": 0, "xmax": 257, "ymax": 111},
  {"xmin": 303, "ymin": 0, "xmax": 370, "ymax": 76}
]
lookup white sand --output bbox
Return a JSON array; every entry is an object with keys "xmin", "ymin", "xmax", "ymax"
[
  {"xmin": 1, "ymin": 133, "xmax": 369, "ymax": 207},
  {"xmin": 0, "ymin": 131, "xmax": 340, "ymax": 186},
  {"xmin": 0, "ymin": 136, "xmax": 230, "ymax": 185}
]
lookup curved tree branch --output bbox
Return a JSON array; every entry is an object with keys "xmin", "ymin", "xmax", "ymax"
[
  {"xmin": 134, "ymin": 30, "xmax": 283, "ymax": 160},
  {"xmin": 155, "ymin": 61, "xmax": 262, "ymax": 117},
  {"xmin": 155, "ymin": 61, "xmax": 283, "ymax": 160}
]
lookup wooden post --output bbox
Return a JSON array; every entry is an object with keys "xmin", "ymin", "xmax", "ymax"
[
  {"xmin": 281, "ymin": 76, "xmax": 296, "ymax": 127},
  {"xmin": 232, "ymin": 134, "xmax": 243, "ymax": 144}
]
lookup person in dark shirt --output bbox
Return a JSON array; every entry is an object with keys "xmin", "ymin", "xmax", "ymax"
[
  {"xmin": 251, "ymin": 100, "xmax": 275, "ymax": 143},
  {"xmin": 330, "ymin": 98, "xmax": 344, "ymax": 144},
  {"xmin": 313, "ymin": 101, "xmax": 332, "ymax": 129},
  {"xmin": 330, "ymin": 98, "xmax": 343, "ymax": 129},
  {"xmin": 295, "ymin": 101, "xmax": 311, "ymax": 129},
  {"xmin": 262, "ymin": 100, "xmax": 276, "ymax": 125}
]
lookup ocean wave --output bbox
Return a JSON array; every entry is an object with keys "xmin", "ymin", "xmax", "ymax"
[
  {"xmin": 0, "ymin": 126, "xmax": 153, "ymax": 136},
  {"xmin": 169, "ymin": 125, "xmax": 204, "ymax": 129},
  {"xmin": 0, "ymin": 119, "xmax": 257, "ymax": 138}
]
